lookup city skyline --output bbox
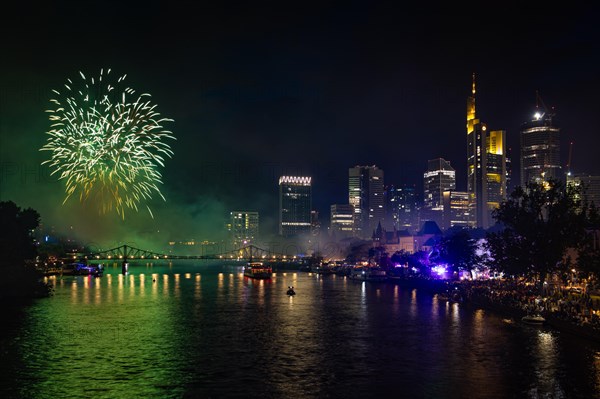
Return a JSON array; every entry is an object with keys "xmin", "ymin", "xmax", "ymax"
[{"xmin": 1, "ymin": 4, "xmax": 599, "ymax": 247}]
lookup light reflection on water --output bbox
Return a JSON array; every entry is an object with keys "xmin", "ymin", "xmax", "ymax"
[{"xmin": 3, "ymin": 261, "xmax": 600, "ymax": 398}]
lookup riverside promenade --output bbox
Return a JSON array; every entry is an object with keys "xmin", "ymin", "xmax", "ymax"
[{"xmin": 434, "ymin": 278, "xmax": 600, "ymax": 343}]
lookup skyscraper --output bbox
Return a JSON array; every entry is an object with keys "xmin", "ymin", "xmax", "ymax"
[
  {"xmin": 520, "ymin": 104, "xmax": 561, "ymax": 187},
  {"xmin": 442, "ymin": 191, "xmax": 475, "ymax": 230},
  {"xmin": 422, "ymin": 158, "xmax": 455, "ymax": 228},
  {"xmin": 229, "ymin": 211, "xmax": 259, "ymax": 247},
  {"xmin": 279, "ymin": 176, "xmax": 312, "ymax": 237},
  {"xmin": 330, "ymin": 204, "xmax": 355, "ymax": 237},
  {"xmin": 466, "ymin": 74, "xmax": 507, "ymax": 229},
  {"xmin": 486, "ymin": 129, "xmax": 507, "ymax": 209},
  {"xmin": 349, "ymin": 165, "xmax": 384, "ymax": 238},
  {"xmin": 386, "ymin": 184, "xmax": 419, "ymax": 232}
]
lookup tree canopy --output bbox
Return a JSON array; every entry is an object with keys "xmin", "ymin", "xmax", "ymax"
[
  {"xmin": 0, "ymin": 200, "xmax": 40, "ymax": 268},
  {"xmin": 485, "ymin": 179, "xmax": 589, "ymax": 281},
  {"xmin": 436, "ymin": 229, "xmax": 480, "ymax": 276}
]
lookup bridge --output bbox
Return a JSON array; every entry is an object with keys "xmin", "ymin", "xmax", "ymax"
[{"xmin": 83, "ymin": 244, "xmax": 305, "ymax": 274}]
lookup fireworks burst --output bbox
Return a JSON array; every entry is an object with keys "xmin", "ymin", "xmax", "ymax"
[{"xmin": 40, "ymin": 69, "xmax": 175, "ymax": 219}]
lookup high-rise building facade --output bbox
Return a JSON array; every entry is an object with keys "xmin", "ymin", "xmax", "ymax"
[
  {"xmin": 442, "ymin": 191, "xmax": 475, "ymax": 230},
  {"xmin": 386, "ymin": 184, "xmax": 419, "ymax": 232},
  {"xmin": 422, "ymin": 158, "xmax": 455, "ymax": 228},
  {"xmin": 349, "ymin": 165, "xmax": 384, "ymax": 237},
  {"xmin": 520, "ymin": 109, "xmax": 561, "ymax": 187},
  {"xmin": 486, "ymin": 129, "xmax": 507, "ymax": 208},
  {"xmin": 506, "ymin": 146, "xmax": 513, "ymax": 194},
  {"xmin": 279, "ymin": 176, "xmax": 312, "ymax": 237},
  {"xmin": 330, "ymin": 204, "xmax": 355, "ymax": 237},
  {"xmin": 229, "ymin": 211, "xmax": 259, "ymax": 247},
  {"xmin": 466, "ymin": 75, "xmax": 507, "ymax": 229}
]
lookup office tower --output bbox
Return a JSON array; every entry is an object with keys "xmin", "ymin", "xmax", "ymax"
[
  {"xmin": 386, "ymin": 184, "xmax": 419, "ymax": 232},
  {"xmin": 486, "ymin": 129, "xmax": 507, "ymax": 209},
  {"xmin": 279, "ymin": 176, "xmax": 312, "ymax": 237},
  {"xmin": 423, "ymin": 158, "xmax": 455, "ymax": 228},
  {"xmin": 466, "ymin": 74, "xmax": 507, "ymax": 229},
  {"xmin": 311, "ymin": 210, "xmax": 321, "ymax": 236},
  {"xmin": 330, "ymin": 204, "xmax": 355, "ymax": 237},
  {"xmin": 442, "ymin": 191, "xmax": 475, "ymax": 230},
  {"xmin": 349, "ymin": 165, "xmax": 384, "ymax": 237},
  {"xmin": 229, "ymin": 211, "xmax": 259, "ymax": 247},
  {"xmin": 520, "ymin": 104, "xmax": 561, "ymax": 187}
]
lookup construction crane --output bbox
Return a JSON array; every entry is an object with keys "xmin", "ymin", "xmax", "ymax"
[{"xmin": 536, "ymin": 90, "xmax": 549, "ymax": 112}]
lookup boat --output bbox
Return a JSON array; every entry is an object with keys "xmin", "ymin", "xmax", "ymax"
[
  {"xmin": 75, "ymin": 263, "xmax": 104, "ymax": 277},
  {"xmin": 349, "ymin": 267, "xmax": 388, "ymax": 282},
  {"xmin": 522, "ymin": 314, "xmax": 545, "ymax": 325},
  {"xmin": 243, "ymin": 261, "xmax": 273, "ymax": 279},
  {"xmin": 437, "ymin": 292, "xmax": 450, "ymax": 301},
  {"xmin": 56, "ymin": 262, "xmax": 103, "ymax": 276},
  {"xmin": 313, "ymin": 262, "xmax": 335, "ymax": 275}
]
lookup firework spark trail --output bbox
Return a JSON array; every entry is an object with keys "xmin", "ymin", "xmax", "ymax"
[{"xmin": 40, "ymin": 69, "xmax": 175, "ymax": 219}]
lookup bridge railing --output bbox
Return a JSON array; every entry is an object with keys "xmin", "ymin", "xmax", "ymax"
[{"xmin": 84, "ymin": 244, "xmax": 305, "ymax": 262}]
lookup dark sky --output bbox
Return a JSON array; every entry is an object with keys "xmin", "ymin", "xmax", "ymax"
[{"xmin": 1, "ymin": 2, "xmax": 599, "ymax": 247}]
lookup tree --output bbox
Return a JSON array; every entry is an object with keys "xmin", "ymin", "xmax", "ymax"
[
  {"xmin": 437, "ymin": 228, "xmax": 479, "ymax": 277},
  {"xmin": 574, "ymin": 203, "xmax": 600, "ymax": 278},
  {"xmin": 0, "ymin": 201, "xmax": 49, "ymax": 299},
  {"xmin": 345, "ymin": 239, "xmax": 371, "ymax": 263},
  {"xmin": 391, "ymin": 250, "xmax": 411, "ymax": 266},
  {"xmin": 0, "ymin": 201, "xmax": 40, "ymax": 268},
  {"xmin": 485, "ymin": 179, "xmax": 587, "ymax": 286}
]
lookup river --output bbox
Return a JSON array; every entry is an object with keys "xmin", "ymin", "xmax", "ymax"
[{"xmin": 1, "ymin": 261, "xmax": 599, "ymax": 398}]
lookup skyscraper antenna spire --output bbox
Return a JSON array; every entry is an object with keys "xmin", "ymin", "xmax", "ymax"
[{"xmin": 472, "ymin": 72, "xmax": 476, "ymax": 96}]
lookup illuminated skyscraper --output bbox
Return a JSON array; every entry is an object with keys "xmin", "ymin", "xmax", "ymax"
[
  {"xmin": 279, "ymin": 176, "xmax": 312, "ymax": 237},
  {"xmin": 349, "ymin": 165, "xmax": 384, "ymax": 238},
  {"xmin": 330, "ymin": 204, "xmax": 355, "ymax": 237},
  {"xmin": 386, "ymin": 184, "xmax": 419, "ymax": 232},
  {"xmin": 520, "ymin": 105, "xmax": 561, "ymax": 187},
  {"xmin": 442, "ymin": 191, "xmax": 475, "ymax": 230},
  {"xmin": 422, "ymin": 158, "xmax": 455, "ymax": 228},
  {"xmin": 466, "ymin": 74, "xmax": 507, "ymax": 229},
  {"xmin": 229, "ymin": 211, "xmax": 259, "ymax": 247},
  {"xmin": 486, "ymin": 129, "xmax": 507, "ymax": 208}
]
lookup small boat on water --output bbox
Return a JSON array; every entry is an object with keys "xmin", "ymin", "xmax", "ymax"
[
  {"xmin": 349, "ymin": 267, "xmax": 388, "ymax": 282},
  {"xmin": 243, "ymin": 261, "xmax": 273, "ymax": 280},
  {"xmin": 437, "ymin": 290, "xmax": 462, "ymax": 303},
  {"xmin": 522, "ymin": 314, "xmax": 545, "ymax": 325}
]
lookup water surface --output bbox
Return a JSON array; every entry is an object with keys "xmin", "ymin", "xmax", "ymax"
[{"xmin": 1, "ymin": 261, "xmax": 599, "ymax": 398}]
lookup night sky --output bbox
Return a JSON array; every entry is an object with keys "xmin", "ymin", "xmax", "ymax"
[{"xmin": 1, "ymin": 3, "xmax": 599, "ymax": 249}]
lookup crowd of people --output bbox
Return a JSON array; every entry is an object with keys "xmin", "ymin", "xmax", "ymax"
[{"xmin": 450, "ymin": 278, "xmax": 600, "ymax": 332}]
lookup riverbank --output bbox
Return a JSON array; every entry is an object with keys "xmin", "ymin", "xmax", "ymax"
[
  {"xmin": 392, "ymin": 277, "xmax": 600, "ymax": 344},
  {"xmin": 0, "ymin": 266, "xmax": 53, "ymax": 302}
]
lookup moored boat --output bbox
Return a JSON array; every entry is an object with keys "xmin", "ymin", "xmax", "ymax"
[
  {"xmin": 51, "ymin": 262, "xmax": 104, "ymax": 277},
  {"xmin": 349, "ymin": 267, "xmax": 388, "ymax": 282},
  {"xmin": 522, "ymin": 314, "xmax": 545, "ymax": 325},
  {"xmin": 243, "ymin": 262, "xmax": 273, "ymax": 279},
  {"xmin": 313, "ymin": 262, "xmax": 335, "ymax": 275}
]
